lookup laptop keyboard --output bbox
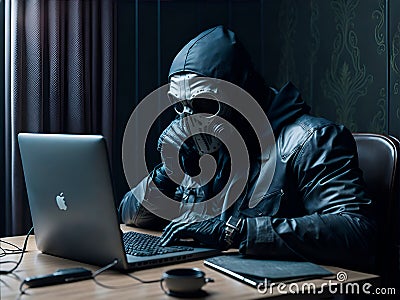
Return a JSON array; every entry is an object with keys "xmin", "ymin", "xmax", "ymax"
[{"xmin": 123, "ymin": 231, "xmax": 194, "ymax": 256}]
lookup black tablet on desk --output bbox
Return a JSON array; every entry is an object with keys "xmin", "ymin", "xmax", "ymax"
[{"xmin": 204, "ymin": 254, "xmax": 333, "ymax": 288}]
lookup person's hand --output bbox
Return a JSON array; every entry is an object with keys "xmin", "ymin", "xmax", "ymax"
[
  {"xmin": 158, "ymin": 118, "xmax": 201, "ymax": 178},
  {"xmin": 159, "ymin": 212, "xmax": 228, "ymax": 250}
]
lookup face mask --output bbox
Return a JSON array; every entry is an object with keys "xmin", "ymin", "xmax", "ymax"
[
  {"xmin": 168, "ymin": 74, "xmax": 231, "ymax": 155},
  {"xmin": 174, "ymin": 98, "xmax": 221, "ymax": 155}
]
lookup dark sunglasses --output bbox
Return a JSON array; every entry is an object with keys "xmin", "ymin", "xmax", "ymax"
[{"xmin": 174, "ymin": 98, "xmax": 220, "ymax": 116}]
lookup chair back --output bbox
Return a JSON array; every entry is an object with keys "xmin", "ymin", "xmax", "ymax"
[{"xmin": 353, "ymin": 133, "xmax": 399, "ymax": 287}]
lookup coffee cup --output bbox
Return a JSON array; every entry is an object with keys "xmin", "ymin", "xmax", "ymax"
[{"xmin": 160, "ymin": 268, "xmax": 214, "ymax": 297}]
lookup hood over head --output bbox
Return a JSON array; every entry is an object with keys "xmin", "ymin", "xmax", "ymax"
[{"xmin": 168, "ymin": 25, "xmax": 310, "ymax": 136}]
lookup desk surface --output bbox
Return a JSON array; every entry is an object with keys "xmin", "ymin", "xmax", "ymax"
[{"xmin": 1, "ymin": 225, "xmax": 379, "ymax": 299}]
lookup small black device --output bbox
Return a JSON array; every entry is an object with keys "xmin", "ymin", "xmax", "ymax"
[{"xmin": 23, "ymin": 267, "xmax": 93, "ymax": 288}]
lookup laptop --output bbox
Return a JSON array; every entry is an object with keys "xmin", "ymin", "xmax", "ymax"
[{"xmin": 18, "ymin": 133, "xmax": 220, "ymax": 271}]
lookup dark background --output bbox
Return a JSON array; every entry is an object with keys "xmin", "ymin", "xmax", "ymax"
[
  {"xmin": 0, "ymin": 0, "xmax": 399, "ymax": 234},
  {"xmin": 114, "ymin": 0, "xmax": 400, "ymax": 202}
]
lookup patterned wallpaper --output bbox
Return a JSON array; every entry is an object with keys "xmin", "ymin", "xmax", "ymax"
[
  {"xmin": 258, "ymin": 0, "xmax": 400, "ymax": 137},
  {"xmin": 113, "ymin": 0, "xmax": 400, "ymax": 201},
  {"xmin": 266, "ymin": 0, "xmax": 399, "ymax": 137},
  {"xmin": 321, "ymin": 0, "xmax": 374, "ymax": 132},
  {"xmin": 390, "ymin": 0, "xmax": 400, "ymax": 138},
  {"xmin": 117, "ymin": 0, "xmax": 399, "ymax": 140}
]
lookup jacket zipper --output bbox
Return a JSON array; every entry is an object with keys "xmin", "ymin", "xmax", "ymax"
[{"xmin": 263, "ymin": 188, "xmax": 284, "ymax": 199}]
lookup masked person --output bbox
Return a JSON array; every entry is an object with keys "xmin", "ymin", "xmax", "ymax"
[{"xmin": 119, "ymin": 26, "xmax": 376, "ymax": 270}]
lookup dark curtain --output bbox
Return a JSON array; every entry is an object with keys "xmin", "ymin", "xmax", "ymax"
[{"xmin": 4, "ymin": 0, "xmax": 115, "ymax": 236}]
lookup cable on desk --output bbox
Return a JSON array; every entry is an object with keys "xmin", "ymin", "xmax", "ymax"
[
  {"xmin": 19, "ymin": 278, "xmax": 29, "ymax": 294},
  {"xmin": 0, "ymin": 227, "xmax": 34, "ymax": 275},
  {"xmin": 0, "ymin": 239, "xmax": 24, "ymax": 257},
  {"xmin": 91, "ymin": 259, "xmax": 161, "ymax": 290},
  {"xmin": 17, "ymin": 257, "xmax": 161, "ymax": 294},
  {"xmin": 125, "ymin": 272, "xmax": 161, "ymax": 284}
]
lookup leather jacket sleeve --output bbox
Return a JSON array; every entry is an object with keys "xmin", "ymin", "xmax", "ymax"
[
  {"xmin": 240, "ymin": 125, "xmax": 377, "ymax": 269},
  {"xmin": 118, "ymin": 165, "xmax": 176, "ymax": 229}
]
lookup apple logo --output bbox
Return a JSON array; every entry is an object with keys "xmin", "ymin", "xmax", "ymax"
[{"xmin": 56, "ymin": 192, "xmax": 67, "ymax": 210}]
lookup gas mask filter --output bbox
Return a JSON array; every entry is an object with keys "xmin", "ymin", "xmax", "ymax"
[{"xmin": 168, "ymin": 73, "xmax": 231, "ymax": 155}]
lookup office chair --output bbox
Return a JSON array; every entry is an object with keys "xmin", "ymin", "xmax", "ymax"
[{"xmin": 353, "ymin": 133, "xmax": 399, "ymax": 287}]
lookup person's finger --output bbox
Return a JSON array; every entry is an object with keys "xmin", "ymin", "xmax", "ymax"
[
  {"xmin": 160, "ymin": 221, "xmax": 183, "ymax": 243},
  {"xmin": 162, "ymin": 133, "xmax": 180, "ymax": 150},
  {"xmin": 159, "ymin": 121, "xmax": 183, "ymax": 149},
  {"xmin": 161, "ymin": 220, "xmax": 178, "ymax": 235},
  {"xmin": 160, "ymin": 222, "xmax": 192, "ymax": 246},
  {"xmin": 174, "ymin": 119, "xmax": 190, "ymax": 139},
  {"xmin": 166, "ymin": 120, "xmax": 188, "ymax": 144},
  {"xmin": 160, "ymin": 228, "xmax": 183, "ymax": 246},
  {"xmin": 160, "ymin": 223, "xmax": 190, "ymax": 246}
]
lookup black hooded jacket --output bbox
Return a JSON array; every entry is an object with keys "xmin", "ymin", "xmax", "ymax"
[{"xmin": 119, "ymin": 26, "xmax": 376, "ymax": 270}]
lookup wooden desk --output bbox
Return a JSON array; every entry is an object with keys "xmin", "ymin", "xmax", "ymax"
[{"xmin": 1, "ymin": 226, "xmax": 379, "ymax": 299}]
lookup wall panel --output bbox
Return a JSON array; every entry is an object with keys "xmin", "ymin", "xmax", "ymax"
[
  {"xmin": 115, "ymin": 0, "xmax": 400, "ymax": 201},
  {"xmin": 389, "ymin": 0, "xmax": 400, "ymax": 137}
]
